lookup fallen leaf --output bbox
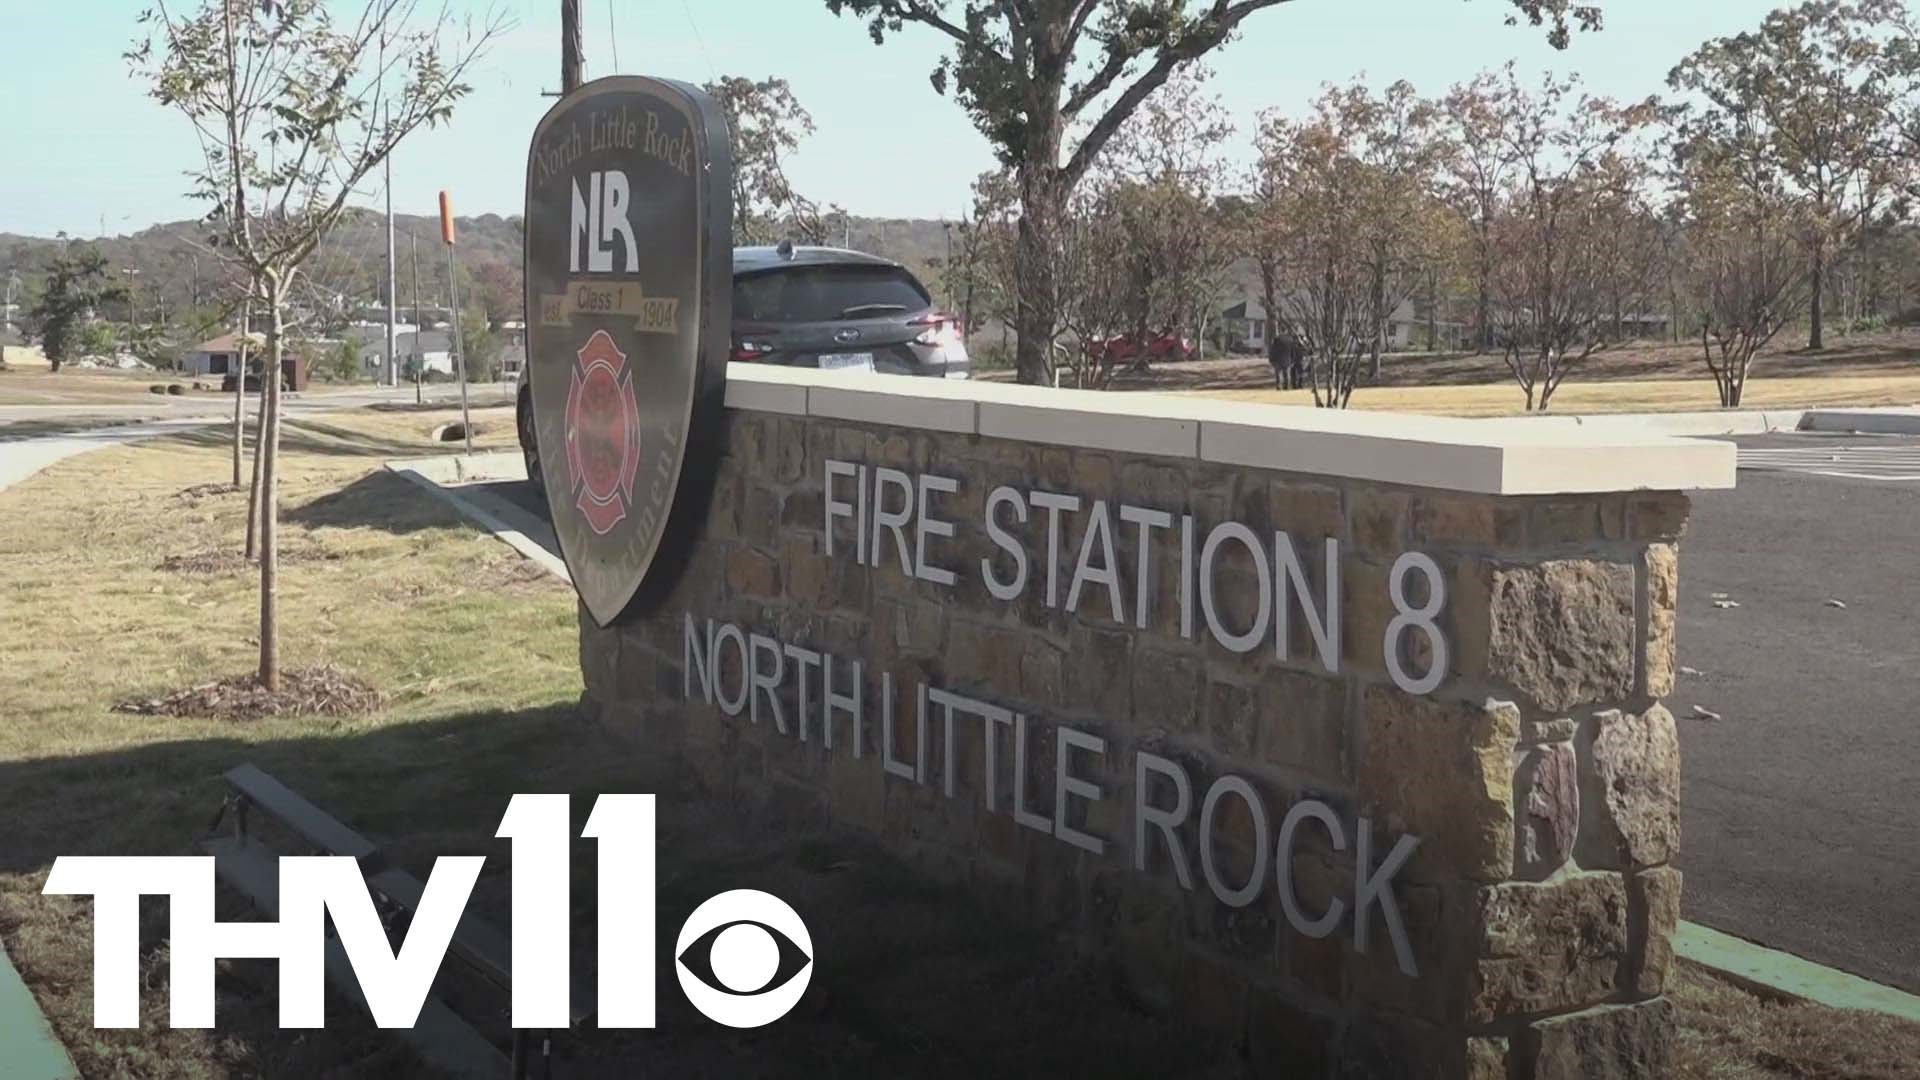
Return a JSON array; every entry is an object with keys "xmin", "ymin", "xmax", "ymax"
[{"xmin": 1690, "ymin": 705, "xmax": 1723, "ymax": 721}]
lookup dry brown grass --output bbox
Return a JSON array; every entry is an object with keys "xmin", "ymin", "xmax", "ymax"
[
  {"xmin": 1193, "ymin": 371, "xmax": 1920, "ymax": 417},
  {"xmin": 2, "ymin": 403, "xmax": 1915, "ymax": 1077},
  {"xmin": 1672, "ymin": 963, "xmax": 1920, "ymax": 1079},
  {"xmin": 1022, "ymin": 329, "xmax": 1920, "ymax": 417},
  {"xmin": 0, "ymin": 364, "xmax": 395, "ymax": 406},
  {"xmin": 0, "ymin": 407, "xmax": 1228, "ymax": 1078}
]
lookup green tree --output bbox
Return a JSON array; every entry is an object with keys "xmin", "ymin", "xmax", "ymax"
[
  {"xmin": 28, "ymin": 247, "xmax": 127, "ymax": 370},
  {"xmin": 705, "ymin": 75, "xmax": 840, "ymax": 245},
  {"xmin": 333, "ymin": 339, "xmax": 361, "ymax": 381},
  {"xmin": 76, "ymin": 320, "xmax": 122, "ymax": 360},
  {"xmin": 460, "ymin": 307, "xmax": 501, "ymax": 381},
  {"xmin": 822, "ymin": 0, "xmax": 1603, "ymax": 384},
  {"xmin": 131, "ymin": 0, "xmax": 504, "ymax": 691}
]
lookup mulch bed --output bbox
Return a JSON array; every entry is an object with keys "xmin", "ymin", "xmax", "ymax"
[
  {"xmin": 174, "ymin": 482, "xmax": 244, "ymax": 504},
  {"xmin": 155, "ymin": 549, "xmax": 251, "ymax": 574},
  {"xmin": 113, "ymin": 664, "xmax": 383, "ymax": 722},
  {"xmin": 156, "ymin": 545, "xmax": 338, "ymax": 574}
]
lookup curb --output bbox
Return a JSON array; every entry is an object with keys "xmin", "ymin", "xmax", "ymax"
[
  {"xmin": 385, "ymin": 457, "xmax": 571, "ymax": 584},
  {"xmin": 1675, "ymin": 920, "xmax": 1920, "ymax": 1022},
  {"xmin": 1526, "ymin": 409, "xmax": 1807, "ymax": 437},
  {"xmin": 1799, "ymin": 406, "xmax": 1920, "ymax": 435},
  {"xmin": 0, "ymin": 939, "xmax": 78, "ymax": 1080},
  {"xmin": 1508, "ymin": 405, "xmax": 1920, "ymax": 438}
]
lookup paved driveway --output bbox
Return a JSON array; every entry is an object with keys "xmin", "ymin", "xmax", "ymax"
[{"xmin": 1678, "ymin": 434, "xmax": 1920, "ymax": 993}]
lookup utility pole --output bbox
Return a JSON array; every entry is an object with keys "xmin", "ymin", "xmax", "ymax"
[
  {"xmin": 562, "ymin": 0, "xmax": 584, "ymax": 93},
  {"xmin": 122, "ymin": 267, "xmax": 141, "ymax": 353},
  {"xmin": 384, "ymin": 104, "xmax": 399, "ymax": 388},
  {"xmin": 410, "ymin": 231, "xmax": 424, "ymax": 405}
]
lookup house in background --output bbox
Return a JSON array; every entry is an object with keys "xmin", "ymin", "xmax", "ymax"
[
  {"xmin": 1221, "ymin": 298, "xmax": 1272, "ymax": 351},
  {"xmin": 340, "ymin": 324, "xmax": 454, "ymax": 377},
  {"xmin": 184, "ymin": 332, "xmax": 265, "ymax": 377},
  {"xmin": 1221, "ymin": 296, "xmax": 1469, "ymax": 353}
]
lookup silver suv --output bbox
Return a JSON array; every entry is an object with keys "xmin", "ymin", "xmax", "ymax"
[{"xmin": 517, "ymin": 243, "xmax": 969, "ymax": 488}]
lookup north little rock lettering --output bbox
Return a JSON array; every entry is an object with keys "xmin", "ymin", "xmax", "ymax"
[
  {"xmin": 667, "ymin": 457, "xmax": 1460, "ymax": 978},
  {"xmin": 680, "ymin": 615, "xmax": 1424, "ymax": 977}
]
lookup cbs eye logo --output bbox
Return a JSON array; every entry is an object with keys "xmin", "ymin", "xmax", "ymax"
[{"xmin": 674, "ymin": 890, "xmax": 814, "ymax": 1027}]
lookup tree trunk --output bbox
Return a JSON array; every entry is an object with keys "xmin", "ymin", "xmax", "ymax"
[
  {"xmin": 231, "ymin": 297, "xmax": 250, "ymax": 488},
  {"xmin": 1475, "ymin": 253, "xmax": 1492, "ymax": 353},
  {"xmin": 244, "ymin": 363, "xmax": 266, "ymax": 559},
  {"xmin": 1368, "ymin": 259, "xmax": 1386, "ymax": 379},
  {"xmin": 1808, "ymin": 239, "xmax": 1825, "ymax": 350},
  {"xmin": 1425, "ymin": 269, "xmax": 1438, "ymax": 352},
  {"xmin": 259, "ymin": 273, "xmax": 283, "ymax": 691},
  {"xmin": 1014, "ymin": 174, "xmax": 1065, "ymax": 386}
]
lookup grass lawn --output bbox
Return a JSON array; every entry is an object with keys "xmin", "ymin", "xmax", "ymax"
[
  {"xmin": 1009, "ymin": 329, "xmax": 1920, "ymax": 417},
  {"xmin": 0, "ymin": 363, "xmax": 401, "ymax": 407},
  {"xmin": 0, "ymin": 405, "xmax": 1915, "ymax": 1077}
]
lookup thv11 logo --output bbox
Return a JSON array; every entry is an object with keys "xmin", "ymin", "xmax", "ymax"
[{"xmin": 43, "ymin": 795, "xmax": 812, "ymax": 1031}]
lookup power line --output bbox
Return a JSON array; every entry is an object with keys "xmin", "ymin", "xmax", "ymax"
[
  {"xmin": 677, "ymin": 0, "xmax": 716, "ymax": 80},
  {"xmin": 607, "ymin": 1, "xmax": 621, "ymax": 73}
]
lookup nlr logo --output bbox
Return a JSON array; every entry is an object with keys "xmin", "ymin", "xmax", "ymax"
[
  {"xmin": 43, "ymin": 795, "xmax": 813, "ymax": 1030},
  {"xmin": 570, "ymin": 170, "xmax": 638, "ymax": 273}
]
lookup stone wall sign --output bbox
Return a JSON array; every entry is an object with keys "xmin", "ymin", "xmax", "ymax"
[
  {"xmin": 524, "ymin": 75, "xmax": 733, "ymax": 625},
  {"xmin": 579, "ymin": 369, "xmax": 1732, "ymax": 1076}
]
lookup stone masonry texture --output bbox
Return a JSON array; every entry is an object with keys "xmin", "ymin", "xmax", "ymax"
[{"xmin": 579, "ymin": 409, "xmax": 1691, "ymax": 1078}]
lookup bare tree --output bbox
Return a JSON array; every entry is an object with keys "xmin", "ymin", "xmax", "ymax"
[
  {"xmin": 822, "ymin": 0, "xmax": 1603, "ymax": 384},
  {"xmin": 1249, "ymin": 80, "xmax": 1450, "ymax": 406},
  {"xmin": 1097, "ymin": 67, "xmax": 1236, "ymax": 367},
  {"xmin": 1673, "ymin": 114, "xmax": 1816, "ymax": 406},
  {"xmin": 131, "ymin": 0, "xmax": 504, "ymax": 690},
  {"xmin": 1487, "ymin": 71, "xmax": 1653, "ymax": 411},
  {"xmin": 1443, "ymin": 67, "xmax": 1520, "ymax": 353},
  {"xmin": 1252, "ymin": 97, "xmax": 1379, "ymax": 408}
]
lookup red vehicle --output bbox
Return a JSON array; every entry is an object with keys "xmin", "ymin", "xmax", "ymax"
[{"xmin": 1084, "ymin": 331, "xmax": 1196, "ymax": 368}]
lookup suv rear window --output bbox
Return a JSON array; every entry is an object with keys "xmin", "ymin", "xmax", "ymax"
[{"xmin": 733, "ymin": 264, "xmax": 931, "ymax": 323}]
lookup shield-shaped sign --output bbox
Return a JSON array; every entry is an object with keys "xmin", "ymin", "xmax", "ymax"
[{"xmin": 524, "ymin": 76, "xmax": 732, "ymax": 626}]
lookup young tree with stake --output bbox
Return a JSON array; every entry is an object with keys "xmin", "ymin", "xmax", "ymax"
[{"xmin": 130, "ymin": 0, "xmax": 503, "ymax": 691}]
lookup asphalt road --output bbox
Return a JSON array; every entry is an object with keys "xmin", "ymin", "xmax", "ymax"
[
  {"xmin": 0, "ymin": 382, "xmax": 512, "ymax": 428},
  {"xmin": 0, "ymin": 384, "xmax": 514, "ymax": 495},
  {"xmin": 1679, "ymin": 434, "xmax": 1920, "ymax": 993},
  {"xmin": 484, "ymin": 433, "xmax": 1920, "ymax": 993}
]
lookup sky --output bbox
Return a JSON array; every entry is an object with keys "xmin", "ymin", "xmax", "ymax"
[{"xmin": 0, "ymin": 0, "xmax": 1790, "ymax": 239}]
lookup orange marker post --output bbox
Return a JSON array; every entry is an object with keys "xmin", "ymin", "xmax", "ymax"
[{"xmin": 440, "ymin": 190, "xmax": 471, "ymax": 454}]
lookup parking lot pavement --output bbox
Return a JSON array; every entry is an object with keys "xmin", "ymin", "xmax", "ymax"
[
  {"xmin": 1736, "ymin": 433, "xmax": 1920, "ymax": 481},
  {"xmin": 1677, "ymin": 434, "xmax": 1920, "ymax": 993},
  {"xmin": 485, "ymin": 436, "xmax": 1920, "ymax": 993}
]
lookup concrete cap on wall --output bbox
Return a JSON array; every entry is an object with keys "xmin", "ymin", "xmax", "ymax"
[{"xmin": 722, "ymin": 365, "xmax": 1738, "ymax": 497}]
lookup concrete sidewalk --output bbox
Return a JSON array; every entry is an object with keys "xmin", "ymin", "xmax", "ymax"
[
  {"xmin": 0, "ymin": 417, "xmax": 214, "ymax": 495},
  {"xmin": 1512, "ymin": 404, "xmax": 1920, "ymax": 438},
  {"xmin": 0, "ymin": 940, "xmax": 76, "ymax": 1080}
]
